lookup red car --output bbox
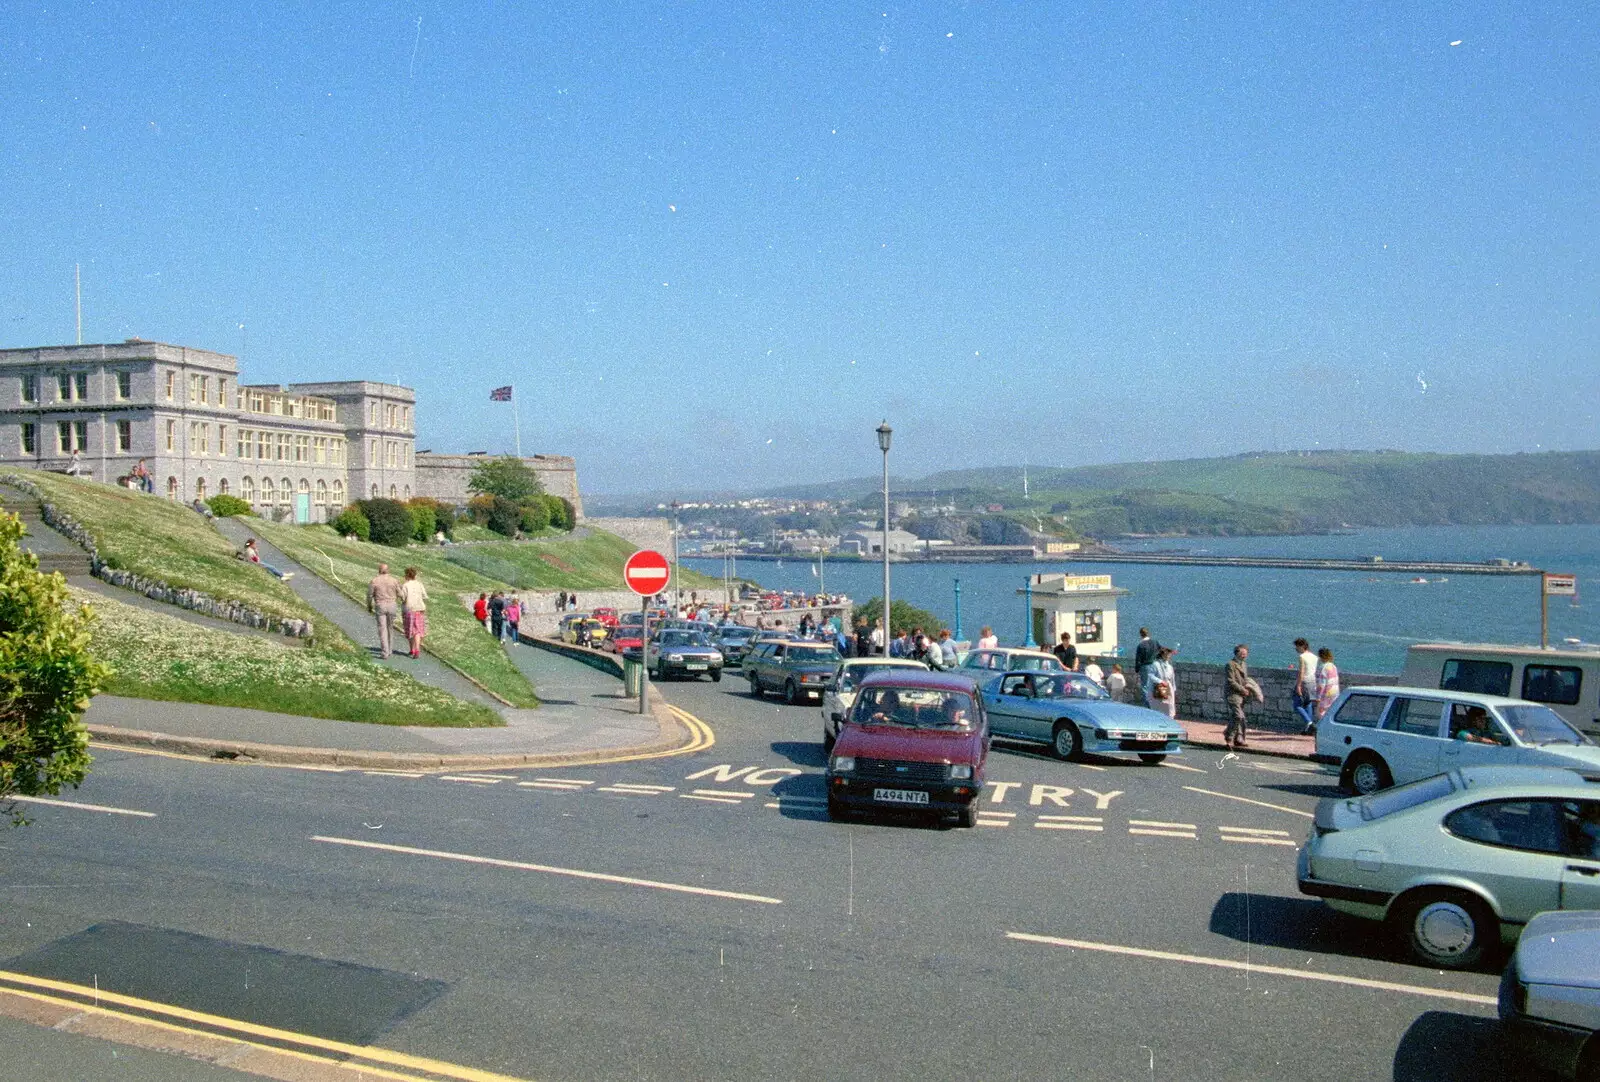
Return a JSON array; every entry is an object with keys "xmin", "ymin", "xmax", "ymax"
[
  {"xmin": 609, "ymin": 622, "xmax": 645, "ymax": 655},
  {"xmin": 825, "ymin": 670, "xmax": 988, "ymax": 828},
  {"xmin": 591, "ymin": 607, "xmax": 620, "ymax": 628}
]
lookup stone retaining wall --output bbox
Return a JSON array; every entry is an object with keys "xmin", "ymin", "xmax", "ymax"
[{"xmin": 2, "ymin": 473, "xmax": 314, "ymax": 639}]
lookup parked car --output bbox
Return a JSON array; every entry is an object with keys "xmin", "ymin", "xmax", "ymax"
[
  {"xmin": 981, "ymin": 670, "xmax": 1185, "ymax": 764},
  {"xmin": 555, "ymin": 613, "xmax": 588, "ymax": 642},
  {"xmin": 826, "ymin": 669, "xmax": 989, "ymax": 827},
  {"xmin": 822, "ymin": 657, "xmax": 930, "ymax": 750},
  {"xmin": 960, "ymin": 647, "xmax": 1066, "ymax": 674},
  {"xmin": 746, "ymin": 639, "xmax": 843, "ymax": 703},
  {"xmin": 1314, "ymin": 686, "xmax": 1600, "ymax": 796},
  {"xmin": 1296, "ymin": 765, "xmax": 1600, "ymax": 968},
  {"xmin": 715, "ymin": 625, "xmax": 761, "ymax": 668},
  {"xmin": 610, "ymin": 619, "xmax": 646, "ymax": 656},
  {"xmin": 643, "ymin": 629, "xmax": 724, "ymax": 681},
  {"xmin": 1499, "ymin": 908, "xmax": 1600, "ymax": 1081},
  {"xmin": 590, "ymin": 606, "xmax": 620, "ymax": 628}
]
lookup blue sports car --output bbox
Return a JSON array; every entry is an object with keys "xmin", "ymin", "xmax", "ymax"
[{"xmin": 981, "ymin": 670, "xmax": 1187, "ymax": 764}]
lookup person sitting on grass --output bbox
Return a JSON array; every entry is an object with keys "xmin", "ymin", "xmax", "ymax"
[{"xmin": 242, "ymin": 538, "xmax": 292, "ymax": 580}]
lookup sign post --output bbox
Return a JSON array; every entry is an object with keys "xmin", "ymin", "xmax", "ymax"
[
  {"xmin": 624, "ymin": 549, "xmax": 671, "ymax": 714},
  {"xmin": 1542, "ymin": 572, "xmax": 1577, "ymax": 649}
]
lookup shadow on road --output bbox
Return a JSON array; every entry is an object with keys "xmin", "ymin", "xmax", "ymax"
[
  {"xmin": 770, "ymin": 773, "xmax": 829, "ymax": 820},
  {"xmin": 1392, "ymin": 1012, "xmax": 1533, "ymax": 1082},
  {"xmin": 770, "ymin": 740, "xmax": 827, "ymax": 767}
]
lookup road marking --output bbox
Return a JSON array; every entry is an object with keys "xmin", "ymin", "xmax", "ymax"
[
  {"xmin": 0, "ymin": 968, "xmax": 539, "ymax": 1081},
  {"xmin": 519, "ymin": 781, "xmax": 586, "ymax": 791},
  {"xmin": 1004, "ymin": 933, "xmax": 1499, "ymax": 1007},
  {"xmin": 1219, "ymin": 834, "xmax": 1299, "ymax": 846},
  {"xmin": 455, "ymin": 773, "xmax": 518, "ymax": 781},
  {"xmin": 312, "ymin": 836, "xmax": 783, "ymax": 905},
  {"xmin": 1129, "ymin": 827, "xmax": 1197, "ymax": 839},
  {"xmin": 680, "ymin": 794, "xmax": 744, "ymax": 805},
  {"xmin": 1036, "ymin": 821, "xmax": 1103, "ymax": 832},
  {"xmin": 1129, "ymin": 819, "xmax": 1196, "ymax": 830},
  {"xmin": 1183, "ymin": 785, "xmax": 1315, "ymax": 819},
  {"xmin": 1218, "ymin": 825, "xmax": 1293, "ymax": 837},
  {"xmin": 8, "ymin": 795, "xmax": 155, "ymax": 818},
  {"xmin": 598, "ymin": 785, "xmax": 671, "ymax": 796},
  {"xmin": 1159, "ymin": 761, "xmax": 1207, "ymax": 774},
  {"xmin": 977, "ymin": 819, "xmax": 1010, "ymax": 827},
  {"xmin": 535, "ymin": 777, "xmax": 594, "ymax": 785},
  {"xmin": 691, "ymin": 789, "xmax": 755, "ymax": 799},
  {"xmin": 603, "ymin": 782, "xmax": 675, "ymax": 793},
  {"xmin": 364, "ymin": 769, "xmax": 426, "ymax": 778},
  {"xmin": 981, "ymin": 810, "xmax": 1018, "ymax": 819},
  {"xmin": 441, "ymin": 775, "xmax": 502, "ymax": 785},
  {"xmin": 766, "ymin": 798, "xmax": 827, "ymax": 809},
  {"xmin": 1039, "ymin": 814, "xmax": 1102, "ymax": 823},
  {"xmin": 1077, "ymin": 763, "xmax": 1108, "ymax": 772}
]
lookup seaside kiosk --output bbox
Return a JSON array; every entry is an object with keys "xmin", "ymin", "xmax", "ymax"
[{"xmin": 1020, "ymin": 573, "xmax": 1129, "ymax": 655}]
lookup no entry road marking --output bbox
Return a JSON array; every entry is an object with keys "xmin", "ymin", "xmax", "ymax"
[
  {"xmin": 1158, "ymin": 761, "xmax": 1208, "ymax": 773},
  {"xmin": 1183, "ymin": 786, "xmax": 1315, "ymax": 819},
  {"xmin": 1005, "ymin": 932, "xmax": 1497, "ymax": 1007},
  {"xmin": 9, "ymin": 795, "xmax": 155, "ymax": 818},
  {"xmin": 312, "ymin": 836, "xmax": 783, "ymax": 905}
]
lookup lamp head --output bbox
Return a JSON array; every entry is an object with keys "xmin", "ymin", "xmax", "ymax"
[{"xmin": 876, "ymin": 421, "xmax": 893, "ymax": 453}]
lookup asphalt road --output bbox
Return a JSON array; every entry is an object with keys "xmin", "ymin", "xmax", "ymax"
[{"xmin": 0, "ymin": 668, "xmax": 1551, "ymax": 1082}]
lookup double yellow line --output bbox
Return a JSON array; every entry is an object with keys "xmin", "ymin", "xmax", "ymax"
[{"xmin": 0, "ymin": 968, "xmax": 533, "ymax": 1081}]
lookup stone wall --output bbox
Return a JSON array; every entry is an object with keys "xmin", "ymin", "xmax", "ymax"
[
  {"xmin": 585, "ymin": 516, "xmax": 671, "ymax": 553},
  {"xmin": 414, "ymin": 453, "xmax": 583, "ymax": 519},
  {"xmin": 1085, "ymin": 654, "xmax": 1396, "ymax": 733}
]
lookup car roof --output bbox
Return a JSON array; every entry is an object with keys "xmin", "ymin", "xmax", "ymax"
[
  {"xmin": 857, "ymin": 669, "xmax": 978, "ymax": 693},
  {"xmin": 841, "ymin": 657, "xmax": 925, "ymax": 668},
  {"xmin": 1343, "ymin": 685, "xmax": 1552, "ymax": 708},
  {"xmin": 1455, "ymin": 764, "xmax": 1600, "ymax": 794}
]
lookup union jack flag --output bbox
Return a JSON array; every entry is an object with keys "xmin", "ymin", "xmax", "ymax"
[{"xmin": 489, "ymin": 386, "xmax": 513, "ymax": 402}]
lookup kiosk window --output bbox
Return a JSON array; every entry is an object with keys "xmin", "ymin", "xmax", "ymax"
[
  {"xmin": 1522, "ymin": 665, "xmax": 1582, "ymax": 707},
  {"xmin": 1073, "ymin": 610, "xmax": 1103, "ymax": 644},
  {"xmin": 1440, "ymin": 659, "xmax": 1512, "ymax": 696}
]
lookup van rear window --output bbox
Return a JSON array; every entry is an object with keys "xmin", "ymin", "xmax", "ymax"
[
  {"xmin": 1440, "ymin": 659, "xmax": 1512, "ymax": 696},
  {"xmin": 1334, "ymin": 693, "xmax": 1388, "ymax": 728},
  {"xmin": 1522, "ymin": 665, "xmax": 1583, "ymax": 707}
]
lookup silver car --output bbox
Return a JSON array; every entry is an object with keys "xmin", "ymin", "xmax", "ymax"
[{"xmin": 1499, "ymin": 909, "xmax": 1600, "ymax": 1080}]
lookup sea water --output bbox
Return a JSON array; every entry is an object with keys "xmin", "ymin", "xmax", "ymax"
[{"xmin": 683, "ymin": 524, "xmax": 1599, "ymax": 675}]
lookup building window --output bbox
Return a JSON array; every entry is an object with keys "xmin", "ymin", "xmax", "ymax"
[
  {"xmin": 403, "ymin": 406, "xmax": 412, "ymax": 430},
  {"xmin": 188, "ymin": 422, "xmax": 199, "ymax": 453},
  {"xmin": 314, "ymin": 437, "xmax": 326, "ymax": 464},
  {"xmin": 219, "ymin": 478, "xmax": 230, "ymax": 496},
  {"xmin": 369, "ymin": 439, "xmax": 377, "ymax": 464},
  {"xmin": 165, "ymin": 420, "xmax": 176, "ymax": 452},
  {"xmin": 260, "ymin": 476, "xmax": 274, "ymax": 503},
  {"xmin": 74, "ymin": 421, "xmax": 87, "ymax": 452},
  {"xmin": 295, "ymin": 435, "xmax": 308, "ymax": 462},
  {"xmin": 116, "ymin": 371, "xmax": 131, "ymax": 399},
  {"xmin": 201, "ymin": 423, "xmax": 211, "ymax": 455},
  {"xmin": 167, "ymin": 476, "xmax": 178, "ymax": 500},
  {"xmin": 189, "ymin": 374, "xmax": 200, "ymax": 403},
  {"xmin": 386, "ymin": 441, "xmax": 397, "ymax": 468},
  {"xmin": 218, "ymin": 378, "xmax": 228, "ymax": 406},
  {"xmin": 278, "ymin": 433, "xmax": 291, "ymax": 461},
  {"xmin": 195, "ymin": 477, "xmax": 207, "ymax": 501},
  {"xmin": 389, "ymin": 484, "xmax": 398, "ymax": 499},
  {"xmin": 237, "ymin": 429, "xmax": 249, "ymax": 458},
  {"xmin": 21, "ymin": 423, "xmax": 35, "ymax": 454},
  {"xmin": 241, "ymin": 476, "xmax": 255, "ymax": 503},
  {"xmin": 298, "ymin": 478, "xmax": 310, "ymax": 501},
  {"xmin": 256, "ymin": 431, "xmax": 268, "ymax": 460},
  {"xmin": 331, "ymin": 479, "xmax": 344, "ymax": 508},
  {"xmin": 165, "ymin": 371, "xmax": 174, "ymax": 400},
  {"xmin": 116, "ymin": 420, "xmax": 131, "ymax": 452},
  {"xmin": 217, "ymin": 425, "xmax": 227, "ymax": 456},
  {"xmin": 315, "ymin": 479, "xmax": 327, "ymax": 506},
  {"xmin": 279, "ymin": 477, "xmax": 292, "ymax": 506},
  {"xmin": 403, "ymin": 485, "xmax": 411, "ymax": 499},
  {"xmin": 21, "ymin": 374, "xmax": 37, "ymax": 403},
  {"xmin": 74, "ymin": 372, "xmax": 88, "ymax": 400},
  {"xmin": 370, "ymin": 484, "xmax": 378, "ymax": 499},
  {"xmin": 370, "ymin": 402, "xmax": 379, "ymax": 426},
  {"xmin": 200, "ymin": 375, "xmax": 211, "ymax": 405},
  {"xmin": 58, "ymin": 422, "xmax": 71, "ymax": 453},
  {"xmin": 57, "ymin": 373, "xmax": 71, "ymax": 401}
]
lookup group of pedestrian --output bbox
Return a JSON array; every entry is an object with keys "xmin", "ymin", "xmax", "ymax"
[
  {"xmin": 1132, "ymin": 628, "xmax": 1179, "ymax": 719},
  {"xmin": 473, "ymin": 591, "xmax": 523, "ymax": 644},
  {"xmin": 1294, "ymin": 637, "xmax": 1340, "ymax": 736},
  {"xmin": 366, "ymin": 562, "xmax": 428, "ymax": 659},
  {"xmin": 554, "ymin": 590, "xmax": 578, "ymax": 612}
]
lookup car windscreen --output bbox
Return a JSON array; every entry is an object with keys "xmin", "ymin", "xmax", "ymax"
[
  {"xmin": 1012, "ymin": 655, "xmax": 1064, "ymax": 671},
  {"xmin": 851, "ymin": 687, "xmax": 976, "ymax": 730},
  {"xmin": 1499, "ymin": 705, "xmax": 1590, "ymax": 746},
  {"xmin": 838, "ymin": 663, "xmax": 912, "ymax": 691},
  {"xmin": 787, "ymin": 645, "xmax": 841, "ymax": 663},
  {"xmin": 658, "ymin": 632, "xmax": 711, "ymax": 647},
  {"xmin": 1035, "ymin": 675, "xmax": 1110, "ymax": 701},
  {"xmin": 720, "ymin": 628, "xmax": 757, "ymax": 641},
  {"xmin": 1360, "ymin": 772, "xmax": 1458, "ymax": 821}
]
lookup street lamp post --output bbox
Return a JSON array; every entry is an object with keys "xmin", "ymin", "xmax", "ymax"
[
  {"xmin": 1023, "ymin": 576, "xmax": 1037, "ymax": 647},
  {"xmin": 877, "ymin": 421, "xmax": 892, "ymax": 656},
  {"xmin": 954, "ymin": 578, "xmax": 963, "ymax": 641},
  {"xmin": 670, "ymin": 500, "xmax": 681, "ymax": 614}
]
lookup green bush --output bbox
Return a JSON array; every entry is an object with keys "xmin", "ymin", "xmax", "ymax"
[
  {"xmin": 330, "ymin": 506, "xmax": 371, "ymax": 542},
  {"xmin": 852, "ymin": 597, "xmax": 945, "ymax": 637},
  {"xmin": 205, "ymin": 494, "xmax": 253, "ymax": 518},
  {"xmin": 545, "ymin": 495, "xmax": 575, "ymax": 531},
  {"xmin": 485, "ymin": 496, "xmax": 521, "ymax": 537},
  {"xmin": 0, "ymin": 511, "xmax": 107, "ymax": 824},
  {"xmin": 408, "ymin": 497, "xmax": 456, "ymax": 539},
  {"xmin": 355, "ymin": 499, "xmax": 414, "ymax": 547},
  {"xmin": 407, "ymin": 500, "xmax": 437, "ymax": 542},
  {"xmin": 468, "ymin": 457, "xmax": 544, "ymax": 504},
  {"xmin": 518, "ymin": 498, "xmax": 550, "ymax": 533}
]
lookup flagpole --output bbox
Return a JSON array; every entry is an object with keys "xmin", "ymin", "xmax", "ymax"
[{"xmin": 513, "ymin": 388, "xmax": 521, "ymax": 457}]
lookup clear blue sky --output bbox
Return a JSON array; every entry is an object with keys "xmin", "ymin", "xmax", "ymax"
[{"xmin": 3, "ymin": 2, "xmax": 1595, "ymax": 493}]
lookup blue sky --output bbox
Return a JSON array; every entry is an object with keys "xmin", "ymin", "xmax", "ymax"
[{"xmin": 3, "ymin": 2, "xmax": 1595, "ymax": 493}]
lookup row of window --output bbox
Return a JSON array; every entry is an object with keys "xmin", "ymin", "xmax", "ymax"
[
  {"xmin": 369, "ymin": 401, "xmax": 413, "ymax": 432},
  {"xmin": 1440, "ymin": 659, "xmax": 1585, "ymax": 707},
  {"xmin": 19, "ymin": 371, "xmax": 133, "ymax": 404},
  {"xmin": 164, "ymin": 475, "xmax": 348, "ymax": 509},
  {"xmin": 234, "ymin": 428, "xmax": 347, "ymax": 465},
  {"xmin": 368, "ymin": 438, "xmax": 413, "ymax": 469},
  {"xmin": 19, "ymin": 421, "xmax": 133, "ymax": 455},
  {"xmin": 242, "ymin": 389, "xmax": 338, "ymax": 421}
]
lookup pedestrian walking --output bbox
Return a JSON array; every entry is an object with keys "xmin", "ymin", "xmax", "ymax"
[
  {"xmin": 1143, "ymin": 647, "xmax": 1177, "ymax": 718},
  {"xmin": 976, "ymin": 626, "xmax": 998, "ymax": 650},
  {"xmin": 854, "ymin": 620, "xmax": 871, "ymax": 658},
  {"xmin": 473, "ymin": 593, "xmax": 489, "ymax": 626},
  {"xmin": 1106, "ymin": 663, "xmax": 1127, "ymax": 701},
  {"xmin": 1053, "ymin": 631, "xmax": 1079, "ymax": 671},
  {"xmin": 367, "ymin": 562, "xmax": 402, "ymax": 659},
  {"xmin": 505, "ymin": 593, "xmax": 522, "ymax": 645},
  {"xmin": 1292, "ymin": 637, "xmax": 1318, "ymax": 732},
  {"xmin": 398, "ymin": 567, "xmax": 429, "ymax": 659},
  {"xmin": 488, "ymin": 591, "xmax": 506, "ymax": 640},
  {"xmin": 1134, "ymin": 627, "xmax": 1162, "ymax": 685},
  {"xmin": 938, "ymin": 629, "xmax": 958, "ymax": 669},
  {"xmin": 1224, "ymin": 644, "xmax": 1260, "ymax": 749},
  {"xmin": 871, "ymin": 619, "xmax": 886, "ymax": 656},
  {"xmin": 1313, "ymin": 647, "xmax": 1340, "ymax": 733}
]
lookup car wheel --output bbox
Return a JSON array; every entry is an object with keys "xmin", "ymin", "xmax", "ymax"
[
  {"xmin": 1391, "ymin": 889, "xmax": 1497, "ymax": 970},
  {"xmin": 956, "ymin": 794, "xmax": 980, "ymax": 828},
  {"xmin": 1138, "ymin": 753, "xmax": 1167, "ymax": 765},
  {"xmin": 1345, "ymin": 754, "xmax": 1393, "ymax": 796},
  {"xmin": 1052, "ymin": 721, "xmax": 1084, "ymax": 762},
  {"xmin": 822, "ymin": 726, "xmax": 835, "ymax": 753},
  {"xmin": 749, "ymin": 675, "xmax": 763, "ymax": 698},
  {"xmin": 826, "ymin": 794, "xmax": 847, "ymax": 821},
  {"xmin": 711, "ymin": 670, "xmax": 721, "ymax": 683},
  {"xmin": 784, "ymin": 680, "xmax": 799, "ymax": 705}
]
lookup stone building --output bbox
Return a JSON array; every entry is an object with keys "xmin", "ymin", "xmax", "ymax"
[
  {"xmin": 0, "ymin": 340, "xmax": 415, "ymax": 523},
  {"xmin": 413, "ymin": 452, "xmax": 583, "ymax": 519}
]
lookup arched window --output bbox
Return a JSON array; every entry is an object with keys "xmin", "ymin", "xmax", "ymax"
[
  {"xmin": 332, "ymin": 479, "xmax": 344, "ymax": 509},
  {"xmin": 241, "ymin": 476, "xmax": 255, "ymax": 503},
  {"xmin": 218, "ymin": 478, "xmax": 230, "ymax": 496},
  {"xmin": 279, "ymin": 477, "xmax": 292, "ymax": 506},
  {"xmin": 260, "ymin": 476, "xmax": 275, "ymax": 503},
  {"xmin": 370, "ymin": 484, "xmax": 378, "ymax": 499},
  {"xmin": 403, "ymin": 485, "xmax": 411, "ymax": 499},
  {"xmin": 166, "ymin": 476, "xmax": 178, "ymax": 500},
  {"xmin": 315, "ymin": 480, "xmax": 327, "ymax": 505},
  {"xmin": 298, "ymin": 478, "xmax": 310, "ymax": 496},
  {"xmin": 195, "ymin": 477, "xmax": 207, "ymax": 501},
  {"xmin": 389, "ymin": 484, "xmax": 398, "ymax": 499}
]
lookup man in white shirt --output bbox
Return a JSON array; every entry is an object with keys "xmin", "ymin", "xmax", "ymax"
[
  {"xmin": 870, "ymin": 620, "xmax": 885, "ymax": 656},
  {"xmin": 1293, "ymin": 637, "xmax": 1318, "ymax": 733}
]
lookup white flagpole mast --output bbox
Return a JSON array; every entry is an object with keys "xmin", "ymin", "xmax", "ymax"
[{"xmin": 513, "ymin": 387, "xmax": 521, "ymax": 457}]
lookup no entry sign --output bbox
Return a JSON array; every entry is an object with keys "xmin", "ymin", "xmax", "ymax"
[{"xmin": 624, "ymin": 549, "xmax": 671, "ymax": 596}]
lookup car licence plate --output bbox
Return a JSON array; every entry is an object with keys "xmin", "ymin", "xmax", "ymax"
[
  {"xmin": 873, "ymin": 788, "xmax": 929, "ymax": 805},
  {"xmin": 1139, "ymin": 733, "xmax": 1162, "ymax": 741},
  {"xmin": 686, "ymin": 663, "xmax": 707, "ymax": 670}
]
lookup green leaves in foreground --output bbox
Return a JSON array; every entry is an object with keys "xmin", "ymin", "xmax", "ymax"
[{"xmin": 0, "ymin": 511, "xmax": 107, "ymax": 825}]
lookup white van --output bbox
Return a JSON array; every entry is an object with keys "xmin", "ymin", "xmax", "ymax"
[{"xmin": 1400, "ymin": 643, "xmax": 1600, "ymax": 743}]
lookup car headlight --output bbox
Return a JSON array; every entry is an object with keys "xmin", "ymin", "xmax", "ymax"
[
  {"xmin": 948, "ymin": 764, "xmax": 973, "ymax": 780},
  {"xmin": 830, "ymin": 756, "xmax": 855, "ymax": 773}
]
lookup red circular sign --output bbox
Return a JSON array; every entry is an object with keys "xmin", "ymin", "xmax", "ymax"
[{"xmin": 623, "ymin": 549, "xmax": 671, "ymax": 596}]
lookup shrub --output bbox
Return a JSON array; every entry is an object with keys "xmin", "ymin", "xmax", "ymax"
[
  {"xmin": 407, "ymin": 497, "xmax": 456, "ymax": 539},
  {"xmin": 407, "ymin": 500, "xmax": 436, "ymax": 542},
  {"xmin": 330, "ymin": 507, "xmax": 370, "ymax": 541},
  {"xmin": 467, "ymin": 457, "xmax": 544, "ymax": 504},
  {"xmin": 206, "ymin": 494, "xmax": 253, "ymax": 518},
  {"xmin": 852, "ymin": 598, "xmax": 945, "ymax": 636},
  {"xmin": 355, "ymin": 499, "xmax": 415, "ymax": 547},
  {"xmin": 466, "ymin": 494, "xmax": 496, "ymax": 526},
  {"xmin": 518, "ymin": 498, "xmax": 550, "ymax": 533},
  {"xmin": 485, "ymin": 496, "xmax": 521, "ymax": 537},
  {"xmin": 0, "ymin": 510, "xmax": 107, "ymax": 825}
]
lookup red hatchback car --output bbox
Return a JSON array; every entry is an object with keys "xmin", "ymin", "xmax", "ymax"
[{"xmin": 825, "ymin": 670, "xmax": 989, "ymax": 828}]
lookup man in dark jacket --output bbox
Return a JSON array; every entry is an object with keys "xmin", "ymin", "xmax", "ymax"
[
  {"xmin": 1134, "ymin": 628, "xmax": 1162, "ymax": 684},
  {"xmin": 1224, "ymin": 644, "xmax": 1255, "ymax": 749},
  {"xmin": 1053, "ymin": 632, "xmax": 1079, "ymax": 671}
]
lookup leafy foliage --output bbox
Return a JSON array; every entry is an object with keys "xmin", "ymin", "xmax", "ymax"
[
  {"xmin": 407, "ymin": 500, "xmax": 436, "ymax": 542},
  {"xmin": 467, "ymin": 457, "xmax": 545, "ymax": 504},
  {"xmin": 853, "ymin": 597, "xmax": 945, "ymax": 636},
  {"xmin": 0, "ymin": 511, "xmax": 107, "ymax": 824},
  {"xmin": 355, "ymin": 498, "xmax": 414, "ymax": 547},
  {"xmin": 205, "ymin": 494, "xmax": 253, "ymax": 518},
  {"xmin": 330, "ymin": 506, "xmax": 370, "ymax": 541},
  {"xmin": 518, "ymin": 498, "xmax": 550, "ymax": 533},
  {"xmin": 546, "ymin": 495, "xmax": 576, "ymax": 531},
  {"xmin": 407, "ymin": 497, "xmax": 455, "ymax": 539}
]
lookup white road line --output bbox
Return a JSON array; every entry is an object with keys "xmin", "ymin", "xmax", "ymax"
[
  {"xmin": 1219, "ymin": 835, "xmax": 1299, "ymax": 846},
  {"xmin": 1129, "ymin": 828, "xmax": 1197, "ymax": 839},
  {"xmin": 1183, "ymin": 786, "xmax": 1315, "ymax": 819},
  {"xmin": 977, "ymin": 820, "xmax": 1010, "ymax": 827},
  {"xmin": 518, "ymin": 781, "xmax": 585, "ymax": 791},
  {"xmin": 598, "ymin": 786, "xmax": 669, "ymax": 796},
  {"xmin": 765, "ymin": 800, "xmax": 828, "ymax": 809},
  {"xmin": 9, "ymin": 795, "xmax": 156, "ymax": 818},
  {"xmin": 691, "ymin": 789, "xmax": 755, "ymax": 799},
  {"xmin": 313, "ymin": 836, "xmax": 783, "ymax": 905},
  {"xmin": 1218, "ymin": 826, "xmax": 1293, "ymax": 837},
  {"xmin": 535, "ymin": 777, "xmax": 594, "ymax": 785},
  {"xmin": 440, "ymin": 776, "xmax": 501, "ymax": 785},
  {"xmin": 1076, "ymin": 764, "xmax": 1108, "ymax": 772},
  {"xmin": 454, "ymin": 773, "xmax": 518, "ymax": 781},
  {"xmin": 604, "ymin": 783, "xmax": 675, "ymax": 792},
  {"xmin": 680, "ymin": 794, "xmax": 743, "ymax": 805},
  {"xmin": 1159, "ymin": 761, "xmax": 1208, "ymax": 774},
  {"xmin": 1038, "ymin": 814, "xmax": 1102, "ymax": 823},
  {"xmin": 1005, "ymin": 932, "xmax": 1498, "ymax": 1007},
  {"xmin": 1129, "ymin": 819, "xmax": 1196, "ymax": 830},
  {"xmin": 1036, "ymin": 822, "xmax": 1103, "ymax": 832},
  {"xmin": 363, "ymin": 770, "xmax": 426, "ymax": 778},
  {"xmin": 980, "ymin": 811, "xmax": 1019, "ymax": 819}
]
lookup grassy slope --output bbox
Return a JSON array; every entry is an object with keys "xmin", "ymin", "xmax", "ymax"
[
  {"xmin": 13, "ymin": 470, "xmax": 350, "ymax": 647},
  {"xmin": 80, "ymin": 588, "xmax": 500, "ymax": 727},
  {"xmin": 446, "ymin": 530, "xmax": 721, "ymax": 590},
  {"xmin": 250, "ymin": 521, "xmax": 541, "ymax": 706}
]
